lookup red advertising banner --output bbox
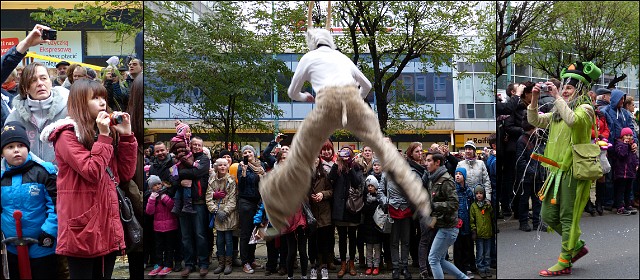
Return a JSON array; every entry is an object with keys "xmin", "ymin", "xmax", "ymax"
[{"xmin": 1, "ymin": 38, "xmax": 19, "ymax": 56}]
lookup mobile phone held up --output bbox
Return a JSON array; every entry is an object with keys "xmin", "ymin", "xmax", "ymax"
[
  {"xmin": 243, "ymin": 156, "xmax": 249, "ymax": 165},
  {"xmin": 41, "ymin": 29, "xmax": 57, "ymax": 40}
]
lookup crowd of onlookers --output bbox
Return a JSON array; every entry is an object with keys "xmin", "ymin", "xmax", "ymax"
[
  {"xmin": 2, "ymin": 24, "xmax": 144, "ymax": 279},
  {"xmin": 143, "ymin": 122, "xmax": 500, "ymax": 279},
  {"xmin": 497, "ymin": 81, "xmax": 639, "ymax": 233}
]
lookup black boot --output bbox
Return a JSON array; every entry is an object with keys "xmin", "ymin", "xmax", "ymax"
[
  {"xmin": 584, "ymin": 200, "xmax": 596, "ymax": 217},
  {"xmin": 595, "ymin": 202, "xmax": 603, "ymax": 216}
]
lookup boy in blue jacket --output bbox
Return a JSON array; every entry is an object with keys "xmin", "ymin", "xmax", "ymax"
[
  {"xmin": 453, "ymin": 167, "xmax": 476, "ymax": 278},
  {"xmin": 1, "ymin": 122, "xmax": 58, "ymax": 279}
]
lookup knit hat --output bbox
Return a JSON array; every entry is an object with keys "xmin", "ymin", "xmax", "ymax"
[
  {"xmin": 241, "ymin": 145, "xmax": 257, "ymax": 156},
  {"xmin": 144, "ymin": 165, "xmax": 150, "ymax": 172},
  {"xmin": 596, "ymin": 88, "xmax": 611, "ymax": 96},
  {"xmin": 86, "ymin": 67, "xmax": 97, "ymax": 80},
  {"xmin": 474, "ymin": 185, "xmax": 485, "ymax": 196},
  {"xmin": 455, "ymin": 167, "xmax": 467, "ymax": 181},
  {"xmin": 372, "ymin": 158, "xmax": 381, "ymax": 166},
  {"xmin": 560, "ymin": 61, "xmax": 601, "ymax": 88},
  {"xmin": 464, "ymin": 140, "xmax": 476, "ymax": 150},
  {"xmin": 621, "ymin": 127, "xmax": 633, "ymax": 137},
  {"xmin": 219, "ymin": 149, "xmax": 232, "ymax": 158},
  {"xmin": 176, "ymin": 122, "xmax": 190, "ymax": 137},
  {"xmin": 365, "ymin": 175, "xmax": 379, "ymax": 189},
  {"xmin": 1, "ymin": 122, "xmax": 30, "ymax": 151},
  {"xmin": 147, "ymin": 175, "xmax": 162, "ymax": 187}
]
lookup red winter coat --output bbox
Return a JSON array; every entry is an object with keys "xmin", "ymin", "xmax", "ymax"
[{"xmin": 42, "ymin": 119, "xmax": 137, "ymax": 258}]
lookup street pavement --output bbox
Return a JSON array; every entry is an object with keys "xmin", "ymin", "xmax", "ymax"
[
  {"xmin": 140, "ymin": 236, "xmax": 497, "ymax": 279},
  {"xmin": 497, "ymin": 200, "xmax": 639, "ymax": 279}
]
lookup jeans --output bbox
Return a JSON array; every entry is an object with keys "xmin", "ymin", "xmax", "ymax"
[
  {"xmin": 390, "ymin": 217, "xmax": 411, "ymax": 269},
  {"xmin": 216, "ymin": 230, "xmax": 234, "ymax": 256},
  {"xmin": 428, "ymin": 227, "xmax": 467, "ymax": 279},
  {"xmin": 475, "ymin": 238, "xmax": 491, "ymax": 273},
  {"xmin": 614, "ymin": 178, "xmax": 633, "ymax": 209},
  {"xmin": 179, "ymin": 203, "xmax": 210, "ymax": 269},
  {"xmin": 519, "ymin": 181, "xmax": 542, "ymax": 226}
]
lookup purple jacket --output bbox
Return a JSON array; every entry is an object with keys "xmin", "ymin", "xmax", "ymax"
[
  {"xmin": 145, "ymin": 193, "xmax": 179, "ymax": 232},
  {"xmin": 612, "ymin": 139, "xmax": 639, "ymax": 180}
]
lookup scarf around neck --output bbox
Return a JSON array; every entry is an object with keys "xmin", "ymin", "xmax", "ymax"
[
  {"xmin": 242, "ymin": 158, "xmax": 265, "ymax": 178},
  {"xmin": 427, "ymin": 165, "xmax": 448, "ymax": 184}
]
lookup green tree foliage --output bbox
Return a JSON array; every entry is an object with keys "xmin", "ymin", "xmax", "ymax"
[
  {"xmin": 144, "ymin": 1, "xmax": 290, "ymax": 150},
  {"xmin": 252, "ymin": 1, "xmax": 487, "ymax": 135},
  {"xmin": 496, "ymin": 1, "xmax": 555, "ymax": 80},
  {"xmin": 30, "ymin": 1, "xmax": 142, "ymax": 48},
  {"xmin": 528, "ymin": 1, "xmax": 639, "ymax": 82}
]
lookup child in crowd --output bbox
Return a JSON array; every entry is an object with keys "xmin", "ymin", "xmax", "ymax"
[
  {"xmin": 453, "ymin": 167, "xmax": 476, "ymax": 278},
  {"xmin": 206, "ymin": 158, "xmax": 238, "ymax": 275},
  {"xmin": 1, "ymin": 122, "xmax": 58, "ymax": 279},
  {"xmin": 470, "ymin": 185, "xmax": 494, "ymax": 279},
  {"xmin": 612, "ymin": 127, "xmax": 639, "ymax": 215},
  {"xmin": 145, "ymin": 175, "xmax": 178, "ymax": 276},
  {"xmin": 169, "ymin": 121, "xmax": 197, "ymax": 214},
  {"xmin": 361, "ymin": 175, "xmax": 383, "ymax": 276}
]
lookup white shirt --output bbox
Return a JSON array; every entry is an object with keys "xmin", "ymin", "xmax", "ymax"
[{"xmin": 288, "ymin": 46, "xmax": 372, "ymax": 101}]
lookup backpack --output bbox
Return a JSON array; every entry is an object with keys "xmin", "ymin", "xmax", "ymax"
[{"xmin": 346, "ymin": 184, "xmax": 364, "ymax": 213}]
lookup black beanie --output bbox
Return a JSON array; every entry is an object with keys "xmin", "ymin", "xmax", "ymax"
[
  {"xmin": 219, "ymin": 149, "xmax": 232, "ymax": 158},
  {"xmin": 1, "ymin": 122, "xmax": 30, "ymax": 152}
]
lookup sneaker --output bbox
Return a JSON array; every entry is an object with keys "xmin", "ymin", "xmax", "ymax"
[
  {"xmin": 617, "ymin": 207, "xmax": 631, "ymax": 216},
  {"xmin": 302, "ymin": 276, "xmax": 308, "ymax": 279},
  {"xmin": 157, "ymin": 267, "xmax": 172, "ymax": 276},
  {"xmin": 466, "ymin": 270, "xmax": 475, "ymax": 279},
  {"xmin": 626, "ymin": 206, "xmax": 638, "ymax": 215},
  {"xmin": 373, "ymin": 267, "xmax": 380, "ymax": 276},
  {"xmin": 243, "ymin": 263, "xmax": 255, "ymax": 274},
  {"xmin": 365, "ymin": 268, "xmax": 373, "ymax": 275},
  {"xmin": 148, "ymin": 265, "xmax": 163, "ymax": 276},
  {"xmin": 310, "ymin": 268, "xmax": 318, "ymax": 279},
  {"xmin": 321, "ymin": 268, "xmax": 329, "ymax": 279}
]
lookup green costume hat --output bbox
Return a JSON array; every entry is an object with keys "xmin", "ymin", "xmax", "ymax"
[{"xmin": 560, "ymin": 61, "xmax": 601, "ymax": 88}]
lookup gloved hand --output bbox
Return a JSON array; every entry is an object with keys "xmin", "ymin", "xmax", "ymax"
[
  {"xmin": 213, "ymin": 190, "xmax": 227, "ymax": 200},
  {"xmin": 471, "ymin": 230, "xmax": 477, "ymax": 241},
  {"xmin": 366, "ymin": 193, "xmax": 377, "ymax": 203},
  {"xmin": 216, "ymin": 210, "xmax": 228, "ymax": 222},
  {"xmin": 38, "ymin": 231, "xmax": 55, "ymax": 248},
  {"xmin": 150, "ymin": 192, "xmax": 159, "ymax": 199}
]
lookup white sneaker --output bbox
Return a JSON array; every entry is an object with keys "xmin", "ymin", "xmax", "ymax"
[
  {"xmin": 466, "ymin": 270, "xmax": 475, "ymax": 279},
  {"xmin": 243, "ymin": 263, "xmax": 254, "ymax": 274},
  {"xmin": 321, "ymin": 268, "xmax": 329, "ymax": 279},
  {"xmin": 302, "ymin": 276, "xmax": 308, "ymax": 279},
  {"xmin": 310, "ymin": 268, "xmax": 317, "ymax": 279}
]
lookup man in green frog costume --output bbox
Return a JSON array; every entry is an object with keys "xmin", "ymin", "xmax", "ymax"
[{"xmin": 527, "ymin": 61, "xmax": 601, "ymax": 277}]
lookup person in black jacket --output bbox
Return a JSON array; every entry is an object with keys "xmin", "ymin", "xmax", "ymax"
[{"xmin": 515, "ymin": 119, "xmax": 547, "ymax": 232}]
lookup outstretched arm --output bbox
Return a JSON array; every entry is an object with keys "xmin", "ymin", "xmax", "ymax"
[{"xmin": 287, "ymin": 56, "xmax": 312, "ymax": 102}]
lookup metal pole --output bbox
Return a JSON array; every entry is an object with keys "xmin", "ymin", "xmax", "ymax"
[
  {"xmin": 272, "ymin": 1, "xmax": 279, "ymax": 134},
  {"xmin": 505, "ymin": 1, "xmax": 512, "ymax": 87}
]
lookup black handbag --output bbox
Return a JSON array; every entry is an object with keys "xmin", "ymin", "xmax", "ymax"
[
  {"xmin": 107, "ymin": 167, "xmax": 143, "ymax": 253},
  {"xmin": 302, "ymin": 201, "xmax": 317, "ymax": 234}
]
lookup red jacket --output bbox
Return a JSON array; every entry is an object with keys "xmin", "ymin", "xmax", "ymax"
[{"xmin": 43, "ymin": 119, "xmax": 137, "ymax": 258}]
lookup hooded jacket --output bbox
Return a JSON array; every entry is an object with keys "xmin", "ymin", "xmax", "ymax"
[
  {"xmin": 426, "ymin": 166, "xmax": 459, "ymax": 229},
  {"xmin": 1, "ymin": 153, "xmax": 58, "ymax": 258},
  {"xmin": 470, "ymin": 187, "xmax": 494, "ymax": 239},
  {"xmin": 454, "ymin": 168, "xmax": 474, "ymax": 235},
  {"xmin": 40, "ymin": 117, "xmax": 137, "ymax": 257},
  {"xmin": 205, "ymin": 173, "xmax": 239, "ymax": 231},
  {"xmin": 604, "ymin": 90, "xmax": 638, "ymax": 144},
  {"xmin": 6, "ymin": 87, "xmax": 69, "ymax": 164},
  {"xmin": 612, "ymin": 138, "xmax": 639, "ymax": 180}
]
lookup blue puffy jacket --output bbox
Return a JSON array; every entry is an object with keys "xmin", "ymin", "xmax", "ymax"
[
  {"xmin": 604, "ymin": 90, "xmax": 638, "ymax": 144},
  {"xmin": 1, "ymin": 153, "xmax": 58, "ymax": 258}
]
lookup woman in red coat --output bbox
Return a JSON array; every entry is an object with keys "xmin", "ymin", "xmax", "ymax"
[{"xmin": 41, "ymin": 79, "xmax": 137, "ymax": 279}]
